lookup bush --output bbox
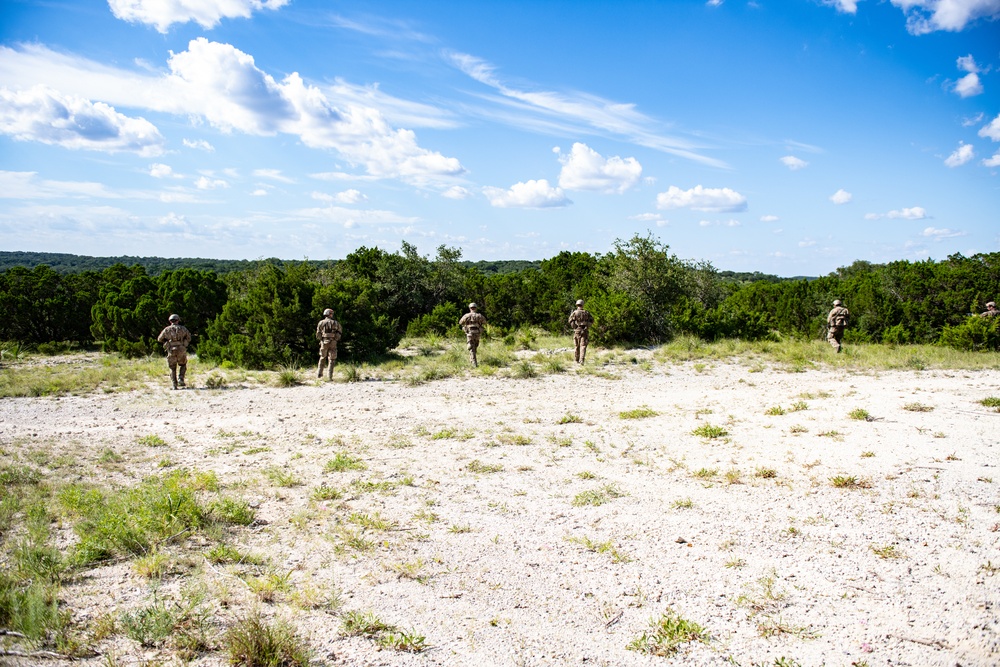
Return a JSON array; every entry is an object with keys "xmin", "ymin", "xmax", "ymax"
[
  {"xmin": 939, "ymin": 315, "xmax": 1000, "ymax": 352},
  {"xmin": 405, "ymin": 302, "xmax": 462, "ymax": 337}
]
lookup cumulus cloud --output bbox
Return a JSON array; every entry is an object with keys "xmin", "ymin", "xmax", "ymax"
[
  {"xmin": 889, "ymin": 0, "xmax": 1000, "ymax": 35},
  {"xmin": 982, "ymin": 151, "xmax": 1000, "ymax": 167},
  {"xmin": 0, "ymin": 85, "xmax": 164, "ymax": 156},
  {"xmin": 944, "ymin": 142, "xmax": 975, "ymax": 167},
  {"xmin": 780, "ymin": 155, "xmax": 808, "ymax": 170},
  {"xmin": 148, "ymin": 163, "xmax": 177, "ymax": 178},
  {"xmin": 656, "ymin": 185, "xmax": 747, "ymax": 212},
  {"xmin": 482, "ymin": 179, "xmax": 570, "ymax": 208},
  {"xmin": 954, "ymin": 72, "xmax": 983, "ymax": 97},
  {"xmin": 182, "ymin": 138, "xmax": 214, "ymax": 151},
  {"xmin": 313, "ymin": 188, "xmax": 367, "ymax": 204},
  {"xmin": 921, "ymin": 226, "xmax": 966, "ymax": 239},
  {"xmin": 108, "ymin": 0, "xmax": 289, "ymax": 33},
  {"xmin": 979, "ymin": 113, "xmax": 1000, "ymax": 141},
  {"xmin": 825, "ymin": 0, "xmax": 860, "ymax": 13},
  {"xmin": 194, "ymin": 176, "xmax": 228, "ymax": 190},
  {"xmin": 556, "ymin": 143, "xmax": 642, "ymax": 193},
  {"xmin": 865, "ymin": 206, "xmax": 929, "ymax": 220},
  {"xmin": 0, "ymin": 40, "xmax": 464, "ymax": 184},
  {"xmin": 441, "ymin": 186, "xmax": 472, "ymax": 199},
  {"xmin": 829, "ymin": 188, "xmax": 852, "ymax": 204}
]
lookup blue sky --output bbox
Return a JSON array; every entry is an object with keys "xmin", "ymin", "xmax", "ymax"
[{"xmin": 1, "ymin": 0, "xmax": 998, "ymax": 275}]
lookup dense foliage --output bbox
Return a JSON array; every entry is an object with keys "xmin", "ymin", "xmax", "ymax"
[{"xmin": 2, "ymin": 237, "xmax": 999, "ymax": 365}]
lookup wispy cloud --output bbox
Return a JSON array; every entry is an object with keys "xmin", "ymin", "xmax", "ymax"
[
  {"xmin": 446, "ymin": 51, "xmax": 727, "ymax": 168},
  {"xmin": 865, "ymin": 206, "xmax": 928, "ymax": 220},
  {"xmin": 944, "ymin": 142, "xmax": 975, "ymax": 167},
  {"xmin": 921, "ymin": 226, "xmax": 966, "ymax": 240}
]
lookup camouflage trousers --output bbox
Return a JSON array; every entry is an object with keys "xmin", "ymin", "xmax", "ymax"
[
  {"xmin": 166, "ymin": 349, "xmax": 187, "ymax": 388},
  {"xmin": 466, "ymin": 334, "xmax": 481, "ymax": 366},
  {"xmin": 573, "ymin": 330, "xmax": 589, "ymax": 364},
  {"xmin": 318, "ymin": 340, "xmax": 338, "ymax": 378},
  {"xmin": 827, "ymin": 326, "xmax": 845, "ymax": 352}
]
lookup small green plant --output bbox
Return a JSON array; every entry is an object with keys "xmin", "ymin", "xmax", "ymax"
[
  {"xmin": 512, "ymin": 360, "xmax": 537, "ymax": 378},
  {"xmin": 137, "ymin": 434, "xmax": 167, "ymax": 448},
  {"xmin": 572, "ymin": 484, "xmax": 624, "ymax": 507},
  {"xmin": 558, "ymin": 413, "xmax": 583, "ymax": 424},
  {"xmin": 448, "ymin": 524, "xmax": 472, "ymax": 534},
  {"xmin": 626, "ymin": 609, "xmax": 709, "ymax": 656},
  {"xmin": 311, "ymin": 484, "xmax": 343, "ymax": 501},
  {"xmin": 275, "ymin": 366, "xmax": 301, "ymax": 387},
  {"xmin": 466, "ymin": 459, "xmax": 504, "ymax": 474},
  {"xmin": 347, "ymin": 511, "xmax": 394, "ymax": 531},
  {"xmin": 849, "ymin": 408, "xmax": 873, "ymax": 421},
  {"xmin": 496, "ymin": 433, "xmax": 532, "ymax": 446},
  {"xmin": 861, "ymin": 450, "xmax": 875, "ymax": 458},
  {"xmin": 620, "ymin": 406, "xmax": 658, "ymax": 419},
  {"xmin": 788, "ymin": 424, "xmax": 808, "ymax": 434},
  {"xmin": 377, "ymin": 629, "xmax": 428, "ymax": 653},
  {"xmin": 224, "ymin": 611, "xmax": 310, "ymax": 666},
  {"xmin": 979, "ymin": 397, "xmax": 1000, "ymax": 411},
  {"xmin": 736, "ymin": 572, "xmax": 787, "ymax": 613},
  {"xmin": 789, "ymin": 401, "xmax": 808, "ymax": 412},
  {"xmin": 724, "ymin": 468, "xmax": 743, "ymax": 485},
  {"xmin": 325, "ymin": 452, "xmax": 366, "ymax": 472},
  {"xmin": 765, "ymin": 405, "xmax": 786, "ymax": 416},
  {"xmin": 204, "ymin": 374, "xmax": 228, "ymax": 389},
  {"xmin": 264, "ymin": 466, "xmax": 302, "ymax": 488},
  {"xmin": 725, "ymin": 558, "xmax": 746, "ymax": 568},
  {"xmin": 692, "ymin": 468, "xmax": 718, "ymax": 479},
  {"xmin": 754, "ymin": 467, "xmax": 777, "ymax": 479},
  {"xmin": 672, "ymin": 497, "xmax": 694, "ymax": 509},
  {"xmin": 830, "ymin": 475, "xmax": 872, "ymax": 489},
  {"xmin": 871, "ymin": 543, "xmax": 904, "ymax": 559},
  {"xmin": 209, "ymin": 497, "xmax": 255, "ymax": 525},
  {"xmin": 903, "ymin": 402, "xmax": 933, "ymax": 412},
  {"xmin": 691, "ymin": 424, "xmax": 728, "ymax": 439},
  {"xmin": 566, "ymin": 535, "xmax": 632, "ymax": 563}
]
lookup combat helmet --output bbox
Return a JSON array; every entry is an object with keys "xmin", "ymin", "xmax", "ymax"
[
  {"xmin": 576, "ymin": 299, "xmax": 585, "ymax": 306},
  {"xmin": 832, "ymin": 300, "xmax": 842, "ymax": 306},
  {"xmin": 168, "ymin": 314, "xmax": 180, "ymax": 322},
  {"xmin": 323, "ymin": 308, "xmax": 334, "ymax": 317},
  {"xmin": 469, "ymin": 303, "xmax": 477, "ymax": 309}
]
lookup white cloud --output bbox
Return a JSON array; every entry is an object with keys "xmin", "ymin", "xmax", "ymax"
[
  {"xmin": 656, "ymin": 185, "xmax": 747, "ymax": 212},
  {"xmin": 825, "ymin": 0, "xmax": 860, "ymax": 13},
  {"xmin": 482, "ymin": 179, "xmax": 570, "ymax": 208},
  {"xmin": 798, "ymin": 239, "xmax": 817, "ymax": 247},
  {"xmin": 699, "ymin": 219, "xmax": 741, "ymax": 227},
  {"xmin": 982, "ymin": 151, "xmax": 1000, "ymax": 167},
  {"xmin": 441, "ymin": 186, "xmax": 472, "ymax": 199},
  {"xmin": 194, "ymin": 176, "xmax": 228, "ymax": 190},
  {"xmin": 290, "ymin": 204, "xmax": 419, "ymax": 227},
  {"xmin": 707, "ymin": 0, "xmax": 724, "ymax": 6},
  {"xmin": 183, "ymin": 138, "xmax": 214, "ymax": 151},
  {"xmin": 962, "ymin": 112, "xmax": 984, "ymax": 126},
  {"xmin": 979, "ymin": 113, "xmax": 1000, "ymax": 141},
  {"xmin": 250, "ymin": 188, "xmax": 268, "ymax": 196},
  {"xmin": 944, "ymin": 142, "xmax": 975, "ymax": 167},
  {"xmin": 957, "ymin": 54, "xmax": 980, "ymax": 73},
  {"xmin": 108, "ymin": 0, "xmax": 289, "ymax": 33},
  {"xmin": 0, "ymin": 41, "xmax": 464, "ymax": 184},
  {"xmin": 148, "ymin": 163, "xmax": 177, "ymax": 178},
  {"xmin": 829, "ymin": 188, "xmax": 852, "ymax": 204},
  {"xmin": 0, "ymin": 85, "xmax": 164, "ymax": 156},
  {"xmin": 760, "ymin": 214, "xmax": 779, "ymax": 222},
  {"xmin": 867, "ymin": 206, "xmax": 929, "ymax": 220},
  {"xmin": 889, "ymin": 0, "xmax": 1000, "ymax": 34},
  {"xmin": 780, "ymin": 155, "xmax": 809, "ymax": 170},
  {"xmin": 253, "ymin": 168, "xmax": 295, "ymax": 183},
  {"xmin": 447, "ymin": 51, "xmax": 727, "ymax": 168},
  {"xmin": 556, "ymin": 143, "xmax": 642, "ymax": 194},
  {"xmin": 921, "ymin": 226, "xmax": 966, "ymax": 239},
  {"xmin": 954, "ymin": 72, "xmax": 983, "ymax": 97},
  {"xmin": 321, "ymin": 188, "xmax": 367, "ymax": 204}
]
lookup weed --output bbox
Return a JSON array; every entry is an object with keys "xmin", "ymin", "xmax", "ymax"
[
  {"xmin": 377, "ymin": 629, "xmax": 429, "ymax": 653},
  {"xmin": 389, "ymin": 558, "xmax": 429, "ymax": 584},
  {"xmin": 978, "ymin": 561, "xmax": 999, "ymax": 576},
  {"xmin": 754, "ymin": 467, "xmax": 777, "ymax": 479},
  {"xmin": 559, "ymin": 413, "xmax": 583, "ymax": 424},
  {"xmin": 577, "ymin": 471, "xmax": 596, "ymax": 480},
  {"xmin": 756, "ymin": 617, "xmax": 818, "ymax": 639},
  {"xmin": 789, "ymin": 401, "xmax": 809, "ymax": 412},
  {"xmin": 496, "ymin": 433, "xmax": 532, "ymax": 446},
  {"xmin": 871, "ymin": 544, "xmax": 904, "ymax": 559},
  {"xmin": 275, "ymin": 366, "xmax": 301, "ymax": 387},
  {"xmin": 572, "ymin": 484, "xmax": 625, "ymax": 507},
  {"xmin": 324, "ymin": 452, "xmax": 366, "ymax": 472},
  {"xmin": 903, "ymin": 402, "xmax": 934, "ymax": 412},
  {"xmin": 627, "ymin": 609, "xmax": 709, "ymax": 656},
  {"xmin": 979, "ymin": 397, "xmax": 1000, "ymax": 411},
  {"xmin": 818, "ymin": 430, "xmax": 843, "ymax": 440},
  {"xmin": 566, "ymin": 535, "xmax": 632, "ymax": 563},
  {"xmin": 724, "ymin": 468, "xmax": 743, "ymax": 485},
  {"xmin": 98, "ymin": 448, "xmax": 124, "ymax": 464},
  {"xmin": 224, "ymin": 610, "xmax": 310, "ymax": 666},
  {"xmin": 765, "ymin": 406, "xmax": 786, "ymax": 416},
  {"xmin": 244, "ymin": 570, "xmax": 292, "ymax": 602},
  {"xmin": 339, "ymin": 364, "xmax": 362, "ymax": 383},
  {"xmin": 861, "ymin": 451, "xmax": 875, "ymax": 458},
  {"xmin": 620, "ymin": 406, "xmax": 658, "ymax": 419},
  {"xmin": 672, "ymin": 497, "xmax": 694, "ymax": 509},
  {"xmin": 725, "ymin": 558, "xmax": 746, "ymax": 568},
  {"xmin": 204, "ymin": 374, "xmax": 228, "ymax": 389},
  {"xmin": 209, "ymin": 497, "xmax": 256, "ymax": 525},
  {"xmin": 264, "ymin": 466, "xmax": 302, "ymax": 488},
  {"xmin": 133, "ymin": 552, "xmax": 170, "ymax": 579},
  {"xmin": 788, "ymin": 424, "xmax": 808, "ymax": 434},
  {"xmin": 831, "ymin": 475, "xmax": 872, "ymax": 489},
  {"xmin": 849, "ymin": 408, "xmax": 873, "ymax": 421},
  {"xmin": 466, "ymin": 459, "xmax": 504, "ymax": 474},
  {"xmin": 691, "ymin": 424, "xmax": 728, "ymax": 439},
  {"xmin": 448, "ymin": 524, "xmax": 472, "ymax": 534},
  {"xmin": 693, "ymin": 468, "xmax": 718, "ymax": 479},
  {"xmin": 137, "ymin": 434, "xmax": 167, "ymax": 448},
  {"xmin": 512, "ymin": 360, "xmax": 538, "ymax": 379},
  {"xmin": 206, "ymin": 543, "xmax": 243, "ymax": 564},
  {"xmin": 736, "ymin": 573, "xmax": 787, "ymax": 614},
  {"xmin": 311, "ymin": 485, "xmax": 343, "ymax": 501},
  {"xmin": 347, "ymin": 511, "xmax": 395, "ymax": 531},
  {"xmin": 120, "ymin": 599, "xmax": 181, "ymax": 647}
]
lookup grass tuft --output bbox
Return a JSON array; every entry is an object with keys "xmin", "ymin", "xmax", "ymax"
[
  {"xmin": 224, "ymin": 610, "xmax": 310, "ymax": 666},
  {"xmin": 627, "ymin": 609, "xmax": 709, "ymax": 656},
  {"xmin": 619, "ymin": 406, "xmax": 658, "ymax": 420}
]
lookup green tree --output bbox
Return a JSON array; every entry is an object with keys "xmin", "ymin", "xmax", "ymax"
[{"xmin": 90, "ymin": 265, "xmax": 160, "ymax": 356}]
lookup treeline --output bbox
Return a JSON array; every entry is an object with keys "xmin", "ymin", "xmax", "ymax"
[{"xmin": 1, "ymin": 235, "xmax": 998, "ymax": 367}]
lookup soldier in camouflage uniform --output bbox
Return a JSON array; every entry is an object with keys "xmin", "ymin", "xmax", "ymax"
[
  {"xmin": 826, "ymin": 299, "xmax": 850, "ymax": 353},
  {"xmin": 157, "ymin": 313, "xmax": 191, "ymax": 389},
  {"xmin": 316, "ymin": 308, "xmax": 343, "ymax": 380},
  {"xmin": 980, "ymin": 301, "xmax": 998, "ymax": 318},
  {"xmin": 458, "ymin": 303, "xmax": 487, "ymax": 367},
  {"xmin": 568, "ymin": 299, "xmax": 594, "ymax": 364}
]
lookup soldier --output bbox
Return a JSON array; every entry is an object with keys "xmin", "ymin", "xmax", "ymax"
[
  {"xmin": 568, "ymin": 299, "xmax": 594, "ymax": 364},
  {"xmin": 458, "ymin": 302, "xmax": 487, "ymax": 367},
  {"xmin": 316, "ymin": 308, "xmax": 343, "ymax": 380},
  {"xmin": 980, "ymin": 301, "xmax": 998, "ymax": 318},
  {"xmin": 157, "ymin": 313, "xmax": 191, "ymax": 390},
  {"xmin": 826, "ymin": 299, "xmax": 850, "ymax": 353}
]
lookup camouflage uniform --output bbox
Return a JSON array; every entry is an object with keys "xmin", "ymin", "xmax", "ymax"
[
  {"xmin": 459, "ymin": 306, "xmax": 487, "ymax": 367},
  {"xmin": 568, "ymin": 304, "xmax": 594, "ymax": 364},
  {"xmin": 826, "ymin": 303, "xmax": 850, "ymax": 353},
  {"xmin": 980, "ymin": 302, "xmax": 998, "ymax": 318},
  {"xmin": 316, "ymin": 315, "xmax": 343, "ymax": 380},
  {"xmin": 157, "ymin": 321, "xmax": 191, "ymax": 389}
]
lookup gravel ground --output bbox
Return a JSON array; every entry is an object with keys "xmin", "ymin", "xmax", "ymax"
[{"xmin": 1, "ymin": 356, "xmax": 998, "ymax": 666}]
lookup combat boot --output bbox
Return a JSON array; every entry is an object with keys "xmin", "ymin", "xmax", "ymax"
[
  {"xmin": 328, "ymin": 364, "xmax": 334, "ymax": 380},
  {"xmin": 317, "ymin": 362, "xmax": 324, "ymax": 378},
  {"xmin": 178, "ymin": 365, "xmax": 186, "ymax": 387},
  {"xmin": 580, "ymin": 346, "xmax": 587, "ymax": 365},
  {"xmin": 170, "ymin": 368, "xmax": 178, "ymax": 390}
]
